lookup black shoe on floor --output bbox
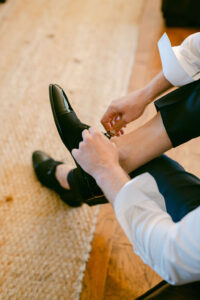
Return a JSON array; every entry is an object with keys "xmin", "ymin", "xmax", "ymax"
[
  {"xmin": 32, "ymin": 150, "xmax": 82, "ymax": 207},
  {"xmin": 32, "ymin": 150, "xmax": 108, "ymax": 206}
]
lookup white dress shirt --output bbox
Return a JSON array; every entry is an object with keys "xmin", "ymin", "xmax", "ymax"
[
  {"xmin": 158, "ymin": 32, "xmax": 200, "ymax": 86},
  {"xmin": 113, "ymin": 33, "xmax": 200, "ymax": 285}
]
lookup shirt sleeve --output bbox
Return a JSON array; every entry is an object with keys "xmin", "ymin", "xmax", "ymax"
[
  {"xmin": 113, "ymin": 173, "xmax": 200, "ymax": 285},
  {"xmin": 158, "ymin": 32, "xmax": 200, "ymax": 87}
]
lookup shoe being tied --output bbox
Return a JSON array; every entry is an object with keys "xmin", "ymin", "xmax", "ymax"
[{"xmin": 49, "ymin": 84, "xmax": 109, "ymax": 205}]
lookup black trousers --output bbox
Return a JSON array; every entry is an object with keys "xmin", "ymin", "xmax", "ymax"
[{"xmin": 129, "ymin": 79, "xmax": 200, "ymax": 222}]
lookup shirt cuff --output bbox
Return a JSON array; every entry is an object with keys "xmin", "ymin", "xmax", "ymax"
[
  {"xmin": 158, "ymin": 33, "xmax": 195, "ymax": 86},
  {"xmin": 113, "ymin": 173, "xmax": 166, "ymax": 243}
]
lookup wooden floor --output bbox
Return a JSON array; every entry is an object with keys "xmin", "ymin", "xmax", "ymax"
[
  {"xmin": 81, "ymin": 1, "xmax": 200, "ymax": 299},
  {"xmin": 0, "ymin": 0, "xmax": 198, "ymax": 299}
]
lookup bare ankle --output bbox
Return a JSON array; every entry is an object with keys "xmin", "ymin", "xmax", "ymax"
[
  {"xmin": 111, "ymin": 136, "xmax": 130, "ymax": 170},
  {"xmin": 55, "ymin": 164, "xmax": 73, "ymax": 190}
]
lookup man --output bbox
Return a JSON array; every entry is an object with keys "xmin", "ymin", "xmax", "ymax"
[{"xmin": 33, "ymin": 32, "xmax": 200, "ymax": 284}]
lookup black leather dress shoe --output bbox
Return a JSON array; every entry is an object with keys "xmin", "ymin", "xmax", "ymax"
[
  {"xmin": 32, "ymin": 150, "xmax": 82, "ymax": 207},
  {"xmin": 32, "ymin": 150, "xmax": 108, "ymax": 206},
  {"xmin": 49, "ymin": 84, "xmax": 90, "ymax": 152},
  {"xmin": 49, "ymin": 84, "xmax": 111, "ymax": 151},
  {"xmin": 49, "ymin": 84, "xmax": 109, "ymax": 205}
]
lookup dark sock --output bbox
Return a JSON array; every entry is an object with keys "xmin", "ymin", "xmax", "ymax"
[{"xmin": 67, "ymin": 168, "xmax": 108, "ymax": 206}]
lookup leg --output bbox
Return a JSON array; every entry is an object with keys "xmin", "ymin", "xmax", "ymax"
[
  {"xmin": 111, "ymin": 112, "xmax": 172, "ymax": 173},
  {"xmin": 34, "ymin": 80, "xmax": 200, "ymax": 207},
  {"xmin": 55, "ymin": 164, "xmax": 72, "ymax": 189},
  {"xmin": 55, "ymin": 153, "xmax": 200, "ymax": 221},
  {"xmin": 48, "ymin": 79, "xmax": 200, "ymax": 208},
  {"xmin": 129, "ymin": 155, "xmax": 200, "ymax": 222},
  {"xmin": 112, "ymin": 79, "xmax": 200, "ymax": 173}
]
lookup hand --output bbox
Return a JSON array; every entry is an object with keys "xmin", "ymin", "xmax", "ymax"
[
  {"xmin": 72, "ymin": 127, "xmax": 129, "ymax": 203},
  {"xmin": 72, "ymin": 127, "xmax": 120, "ymax": 179},
  {"xmin": 101, "ymin": 89, "xmax": 148, "ymax": 135}
]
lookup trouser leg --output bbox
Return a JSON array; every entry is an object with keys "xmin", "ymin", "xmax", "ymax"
[
  {"xmin": 154, "ymin": 79, "xmax": 200, "ymax": 147},
  {"xmin": 129, "ymin": 155, "xmax": 200, "ymax": 222},
  {"xmin": 71, "ymin": 153, "xmax": 200, "ymax": 222}
]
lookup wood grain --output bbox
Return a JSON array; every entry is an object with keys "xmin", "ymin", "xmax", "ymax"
[{"xmin": 81, "ymin": 0, "xmax": 200, "ymax": 299}]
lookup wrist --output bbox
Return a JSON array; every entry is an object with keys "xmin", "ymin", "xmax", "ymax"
[
  {"xmin": 93, "ymin": 164, "xmax": 130, "ymax": 205},
  {"xmin": 132, "ymin": 86, "xmax": 154, "ymax": 107},
  {"xmin": 139, "ymin": 84, "xmax": 155, "ymax": 105},
  {"xmin": 142, "ymin": 71, "xmax": 173, "ymax": 104}
]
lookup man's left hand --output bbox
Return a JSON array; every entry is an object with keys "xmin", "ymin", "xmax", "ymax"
[{"xmin": 72, "ymin": 127, "xmax": 120, "ymax": 179}]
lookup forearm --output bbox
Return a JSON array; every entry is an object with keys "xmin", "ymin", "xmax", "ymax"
[
  {"xmin": 112, "ymin": 112, "xmax": 173, "ymax": 173},
  {"xmin": 139, "ymin": 71, "xmax": 173, "ymax": 105}
]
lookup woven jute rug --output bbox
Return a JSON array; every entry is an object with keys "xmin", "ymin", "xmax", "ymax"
[{"xmin": 0, "ymin": 0, "xmax": 143, "ymax": 299}]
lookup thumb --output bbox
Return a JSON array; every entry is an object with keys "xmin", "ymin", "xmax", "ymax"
[{"xmin": 112, "ymin": 116, "xmax": 126, "ymax": 133}]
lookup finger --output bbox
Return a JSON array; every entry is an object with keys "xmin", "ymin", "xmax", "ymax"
[
  {"xmin": 119, "ymin": 129, "xmax": 124, "ymax": 135},
  {"xmin": 111, "ymin": 114, "xmax": 121, "ymax": 127},
  {"xmin": 89, "ymin": 127, "xmax": 104, "ymax": 139},
  {"xmin": 82, "ymin": 129, "xmax": 90, "ymax": 140},
  {"xmin": 78, "ymin": 141, "xmax": 84, "ymax": 149},
  {"xmin": 111, "ymin": 119, "xmax": 115, "ymax": 127},
  {"xmin": 114, "ymin": 127, "xmax": 125, "ymax": 137},
  {"xmin": 112, "ymin": 118, "xmax": 126, "ymax": 133},
  {"xmin": 71, "ymin": 148, "xmax": 79, "ymax": 159},
  {"xmin": 102, "ymin": 117, "xmax": 114, "ymax": 131},
  {"xmin": 88, "ymin": 127, "xmax": 97, "ymax": 134},
  {"xmin": 115, "ymin": 115, "xmax": 121, "ymax": 122},
  {"xmin": 112, "ymin": 115, "xmax": 122, "ymax": 130}
]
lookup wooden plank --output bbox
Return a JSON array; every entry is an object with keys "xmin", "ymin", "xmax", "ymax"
[
  {"xmin": 81, "ymin": 205, "xmax": 117, "ymax": 300},
  {"xmin": 104, "ymin": 224, "xmax": 161, "ymax": 299},
  {"xmin": 81, "ymin": 0, "xmax": 200, "ymax": 299}
]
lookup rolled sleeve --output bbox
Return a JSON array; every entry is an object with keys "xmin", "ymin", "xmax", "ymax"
[
  {"xmin": 113, "ymin": 173, "xmax": 200, "ymax": 285},
  {"xmin": 158, "ymin": 33, "xmax": 200, "ymax": 87}
]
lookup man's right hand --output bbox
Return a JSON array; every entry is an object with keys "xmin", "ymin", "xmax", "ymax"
[{"xmin": 101, "ymin": 89, "xmax": 148, "ymax": 135}]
